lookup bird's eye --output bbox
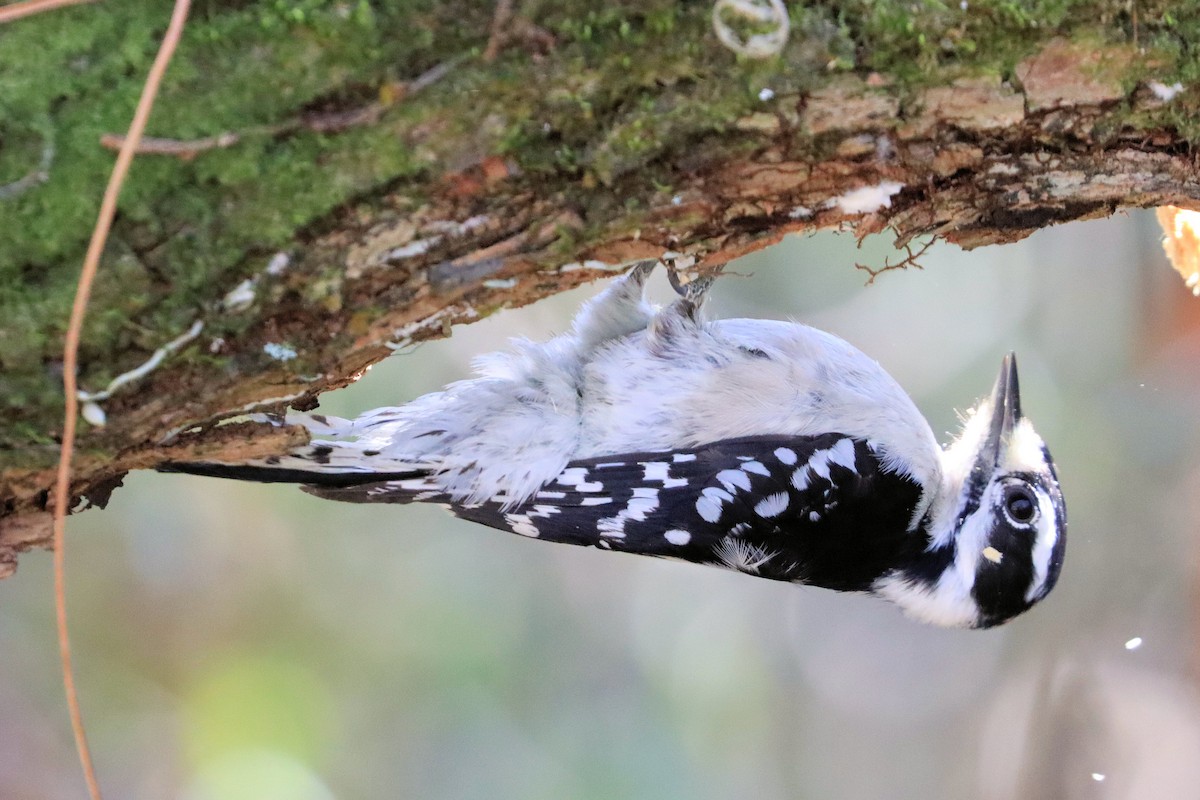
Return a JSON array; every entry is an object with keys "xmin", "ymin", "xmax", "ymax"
[{"xmin": 1003, "ymin": 486, "xmax": 1038, "ymax": 526}]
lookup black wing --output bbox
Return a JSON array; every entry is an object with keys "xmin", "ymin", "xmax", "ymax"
[{"xmin": 321, "ymin": 433, "xmax": 925, "ymax": 593}]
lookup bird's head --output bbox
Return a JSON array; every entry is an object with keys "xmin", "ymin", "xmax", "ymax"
[{"xmin": 877, "ymin": 354, "xmax": 1067, "ymax": 628}]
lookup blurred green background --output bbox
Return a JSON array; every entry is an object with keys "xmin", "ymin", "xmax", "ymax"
[{"xmin": 4, "ymin": 214, "xmax": 1199, "ymax": 799}]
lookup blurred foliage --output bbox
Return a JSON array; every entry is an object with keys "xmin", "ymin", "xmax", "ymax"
[{"xmin": 4, "ymin": 216, "xmax": 1200, "ymax": 798}]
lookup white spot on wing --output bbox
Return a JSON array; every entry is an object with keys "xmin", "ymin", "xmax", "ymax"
[
  {"xmin": 801, "ymin": 441, "xmax": 856, "ymax": 482},
  {"xmin": 556, "ymin": 467, "xmax": 604, "ymax": 492},
  {"xmin": 664, "ymin": 529, "xmax": 691, "ymax": 545},
  {"xmin": 696, "ymin": 496, "xmax": 723, "ymax": 523},
  {"xmin": 642, "ymin": 462, "xmax": 670, "ymax": 481},
  {"xmin": 703, "ymin": 487, "xmax": 733, "ymax": 503},
  {"xmin": 697, "ymin": 487, "xmax": 734, "ymax": 523},
  {"xmin": 827, "ymin": 438, "xmax": 858, "ymax": 471},
  {"xmin": 716, "ymin": 469, "xmax": 752, "ymax": 492},
  {"xmin": 598, "ymin": 493, "xmax": 659, "ymax": 538},
  {"xmin": 754, "ymin": 492, "xmax": 789, "ymax": 518},
  {"xmin": 741, "ymin": 460, "xmax": 770, "ymax": 477},
  {"xmin": 557, "ymin": 467, "xmax": 587, "ymax": 484},
  {"xmin": 792, "ymin": 468, "xmax": 811, "ymax": 491},
  {"xmin": 673, "ymin": 453, "xmax": 697, "ymax": 463},
  {"xmin": 397, "ymin": 477, "xmax": 441, "ymax": 492},
  {"xmin": 505, "ymin": 513, "xmax": 540, "ymax": 537},
  {"xmin": 642, "ymin": 461, "xmax": 688, "ymax": 488},
  {"xmin": 774, "ymin": 447, "xmax": 797, "ymax": 465},
  {"xmin": 808, "ymin": 450, "xmax": 834, "ymax": 480},
  {"xmin": 581, "ymin": 497, "xmax": 612, "ymax": 506}
]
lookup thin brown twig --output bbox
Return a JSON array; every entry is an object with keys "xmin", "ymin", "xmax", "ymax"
[
  {"xmin": 855, "ymin": 236, "xmax": 938, "ymax": 286},
  {"xmin": 98, "ymin": 131, "xmax": 243, "ymax": 158},
  {"xmin": 100, "ymin": 111, "xmax": 372, "ymax": 158},
  {"xmin": 483, "ymin": 0, "xmax": 516, "ymax": 61},
  {"xmin": 54, "ymin": 1, "xmax": 192, "ymax": 798},
  {"xmin": 0, "ymin": 0, "xmax": 97, "ymax": 24},
  {"xmin": 99, "ymin": 55, "xmax": 466, "ymax": 158}
]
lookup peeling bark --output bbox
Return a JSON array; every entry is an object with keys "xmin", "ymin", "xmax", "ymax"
[{"xmin": 2, "ymin": 7, "xmax": 1199, "ymax": 575}]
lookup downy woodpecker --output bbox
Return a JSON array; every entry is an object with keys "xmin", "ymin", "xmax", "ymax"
[{"xmin": 163, "ymin": 262, "xmax": 1066, "ymax": 628}]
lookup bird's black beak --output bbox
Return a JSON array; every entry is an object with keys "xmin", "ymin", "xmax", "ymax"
[{"xmin": 977, "ymin": 353, "xmax": 1022, "ymax": 470}]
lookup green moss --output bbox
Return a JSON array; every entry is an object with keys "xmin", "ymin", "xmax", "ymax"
[
  {"xmin": 1, "ymin": 0, "xmax": 1197, "ymax": 458},
  {"xmin": 0, "ymin": 0, "xmax": 488, "ymax": 450},
  {"xmin": 803, "ymin": 0, "xmax": 1186, "ymax": 88}
]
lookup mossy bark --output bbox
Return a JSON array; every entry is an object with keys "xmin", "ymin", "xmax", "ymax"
[{"xmin": 1, "ymin": 0, "xmax": 1198, "ymax": 575}]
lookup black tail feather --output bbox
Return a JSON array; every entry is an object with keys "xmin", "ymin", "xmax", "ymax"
[{"xmin": 158, "ymin": 461, "xmax": 429, "ymax": 487}]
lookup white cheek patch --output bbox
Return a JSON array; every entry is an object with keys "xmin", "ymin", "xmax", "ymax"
[
  {"xmin": 952, "ymin": 503, "xmax": 994, "ymax": 590},
  {"xmin": 1025, "ymin": 495, "xmax": 1060, "ymax": 602}
]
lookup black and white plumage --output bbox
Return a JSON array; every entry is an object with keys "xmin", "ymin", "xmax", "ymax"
[{"xmin": 162, "ymin": 261, "xmax": 1067, "ymax": 629}]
